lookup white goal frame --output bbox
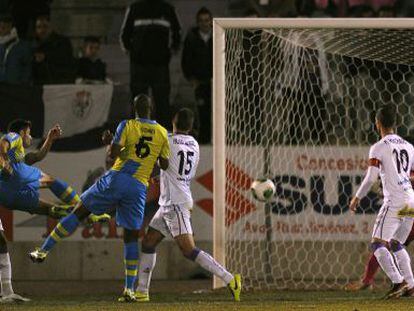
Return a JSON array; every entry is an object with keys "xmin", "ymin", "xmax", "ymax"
[{"xmin": 212, "ymin": 18, "xmax": 414, "ymax": 289}]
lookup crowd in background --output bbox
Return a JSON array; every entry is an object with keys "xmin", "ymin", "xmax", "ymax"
[
  {"xmin": 0, "ymin": 13, "xmax": 107, "ymax": 85},
  {"xmin": 0, "ymin": 0, "xmax": 412, "ymax": 144}
]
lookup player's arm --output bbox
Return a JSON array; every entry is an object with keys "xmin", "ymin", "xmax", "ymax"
[
  {"xmin": 108, "ymin": 143, "xmax": 122, "ymax": 160},
  {"xmin": 0, "ymin": 138, "xmax": 12, "ymax": 176},
  {"xmin": 25, "ymin": 124, "xmax": 62, "ymax": 165},
  {"xmin": 158, "ymin": 132, "xmax": 170, "ymax": 171},
  {"xmin": 158, "ymin": 156, "xmax": 169, "ymax": 170},
  {"xmin": 350, "ymin": 147, "xmax": 381, "ymax": 212},
  {"xmin": 107, "ymin": 121, "xmax": 127, "ymax": 160}
]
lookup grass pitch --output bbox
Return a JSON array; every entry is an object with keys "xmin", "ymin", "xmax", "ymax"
[{"xmin": 2, "ymin": 281, "xmax": 414, "ymax": 311}]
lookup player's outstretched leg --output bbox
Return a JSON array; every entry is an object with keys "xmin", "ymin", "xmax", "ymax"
[
  {"xmin": 344, "ymin": 253, "xmax": 378, "ymax": 291},
  {"xmin": 37, "ymin": 199, "xmax": 74, "ymax": 219},
  {"xmin": 40, "ymin": 175, "xmax": 110, "ymax": 224},
  {"xmin": 135, "ymin": 228, "xmax": 165, "ymax": 302},
  {"xmin": 41, "ymin": 174, "xmax": 80, "ymax": 205},
  {"xmin": 371, "ymin": 240, "xmax": 408, "ymax": 299},
  {"xmin": 0, "ymin": 231, "xmax": 30, "ymax": 303},
  {"xmin": 118, "ymin": 229, "xmax": 139, "ymax": 303},
  {"xmin": 29, "ymin": 204, "xmax": 90, "ymax": 263},
  {"xmin": 175, "ymin": 234, "xmax": 241, "ymax": 301}
]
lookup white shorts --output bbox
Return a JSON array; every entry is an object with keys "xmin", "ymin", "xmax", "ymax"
[
  {"xmin": 372, "ymin": 204, "xmax": 414, "ymax": 243},
  {"xmin": 149, "ymin": 204, "xmax": 193, "ymax": 238},
  {"xmin": 0, "ymin": 219, "xmax": 3, "ymax": 231}
]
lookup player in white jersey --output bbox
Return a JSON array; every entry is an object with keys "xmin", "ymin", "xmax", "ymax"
[
  {"xmin": 0, "ymin": 219, "xmax": 30, "ymax": 303},
  {"xmin": 350, "ymin": 105, "xmax": 414, "ymax": 299},
  {"xmin": 135, "ymin": 108, "xmax": 241, "ymax": 302}
]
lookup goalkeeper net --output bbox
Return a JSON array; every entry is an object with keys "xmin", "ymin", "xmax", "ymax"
[{"xmin": 213, "ymin": 19, "xmax": 414, "ymax": 290}]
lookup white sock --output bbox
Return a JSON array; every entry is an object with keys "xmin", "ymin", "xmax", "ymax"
[
  {"xmin": 0, "ymin": 253, "xmax": 13, "ymax": 296},
  {"xmin": 394, "ymin": 248, "xmax": 414, "ymax": 288},
  {"xmin": 195, "ymin": 250, "xmax": 234, "ymax": 285},
  {"xmin": 136, "ymin": 252, "xmax": 156, "ymax": 294},
  {"xmin": 374, "ymin": 247, "xmax": 404, "ymax": 284}
]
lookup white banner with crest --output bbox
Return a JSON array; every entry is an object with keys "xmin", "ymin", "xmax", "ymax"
[{"xmin": 43, "ymin": 84, "xmax": 113, "ymax": 138}]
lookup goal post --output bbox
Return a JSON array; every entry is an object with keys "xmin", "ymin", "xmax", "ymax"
[
  {"xmin": 213, "ymin": 18, "xmax": 414, "ymax": 290},
  {"xmin": 213, "ymin": 20, "xmax": 226, "ymax": 289}
]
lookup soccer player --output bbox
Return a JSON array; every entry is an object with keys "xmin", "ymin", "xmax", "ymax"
[
  {"xmin": 345, "ymin": 226, "xmax": 414, "ymax": 292},
  {"xmin": 0, "ymin": 219, "xmax": 30, "ymax": 303},
  {"xmin": 135, "ymin": 108, "xmax": 241, "ymax": 302},
  {"xmin": 29, "ymin": 94, "xmax": 170, "ymax": 302},
  {"xmin": 0, "ymin": 120, "xmax": 108, "ymax": 304},
  {"xmin": 349, "ymin": 105, "xmax": 414, "ymax": 299},
  {"xmin": 1, "ymin": 120, "xmax": 81, "ymax": 218}
]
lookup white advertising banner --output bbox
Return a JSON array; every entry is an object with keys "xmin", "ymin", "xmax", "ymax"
[
  {"xmin": 43, "ymin": 84, "xmax": 113, "ymax": 138},
  {"xmin": 10, "ymin": 146, "xmax": 379, "ymax": 242},
  {"xmin": 228, "ymin": 146, "xmax": 381, "ymax": 241}
]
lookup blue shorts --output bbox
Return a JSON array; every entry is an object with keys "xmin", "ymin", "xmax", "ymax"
[
  {"xmin": 0, "ymin": 164, "xmax": 42, "ymax": 213},
  {"xmin": 81, "ymin": 170, "xmax": 147, "ymax": 230}
]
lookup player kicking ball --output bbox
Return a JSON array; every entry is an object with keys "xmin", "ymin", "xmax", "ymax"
[
  {"xmin": 0, "ymin": 120, "xmax": 108, "ymax": 304},
  {"xmin": 30, "ymin": 95, "xmax": 170, "ymax": 302},
  {"xmin": 350, "ymin": 105, "xmax": 414, "ymax": 299},
  {"xmin": 135, "ymin": 108, "xmax": 241, "ymax": 302},
  {"xmin": 0, "ymin": 119, "xmax": 108, "ymax": 221}
]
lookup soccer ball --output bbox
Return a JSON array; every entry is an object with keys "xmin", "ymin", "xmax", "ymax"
[{"xmin": 250, "ymin": 179, "xmax": 276, "ymax": 202}]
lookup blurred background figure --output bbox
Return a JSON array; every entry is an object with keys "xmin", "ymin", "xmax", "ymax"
[
  {"xmin": 245, "ymin": 8, "xmax": 260, "ymax": 17},
  {"xmin": 76, "ymin": 36, "xmax": 107, "ymax": 84},
  {"xmin": 348, "ymin": 4, "xmax": 376, "ymax": 16},
  {"xmin": 9, "ymin": 0, "xmax": 52, "ymax": 38},
  {"xmin": 120, "ymin": 0, "xmax": 181, "ymax": 130},
  {"xmin": 0, "ymin": 14, "xmax": 31, "ymax": 84},
  {"xmin": 0, "ymin": 0, "xmax": 9, "ymax": 15},
  {"xmin": 377, "ymin": 5, "xmax": 396, "ymax": 16},
  {"xmin": 181, "ymin": 7, "xmax": 212, "ymax": 144},
  {"xmin": 33, "ymin": 15, "xmax": 75, "ymax": 85}
]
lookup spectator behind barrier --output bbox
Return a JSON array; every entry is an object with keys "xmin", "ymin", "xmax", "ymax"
[
  {"xmin": 120, "ymin": 0, "xmax": 181, "ymax": 129},
  {"xmin": 10, "ymin": 0, "xmax": 51, "ymax": 39},
  {"xmin": 33, "ymin": 15, "xmax": 75, "ymax": 85},
  {"xmin": 181, "ymin": 7, "xmax": 212, "ymax": 144},
  {"xmin": 0, "ymin": 14, "xmax": 32, "ymax": 84},
  {"xmin": 76, "ymin": 36, "xmax": 107, "ymax": 84}
]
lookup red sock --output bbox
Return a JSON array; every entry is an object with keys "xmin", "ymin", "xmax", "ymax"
[{"xmin": 362, "ymin": 253, "xmax": 379, "ymax": 285}]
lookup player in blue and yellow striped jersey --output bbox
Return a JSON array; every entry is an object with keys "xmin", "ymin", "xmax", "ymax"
[
  {"xmin": 30, "ymin": 94, "xmax": 170, "ymax": 302},
  {"xmin": 0, "ymin": 119, "xmax": 107, "ymax": 304},
  {"xmin": 0, "ymin": 119, "xmax": 84, "ymax": 218}
]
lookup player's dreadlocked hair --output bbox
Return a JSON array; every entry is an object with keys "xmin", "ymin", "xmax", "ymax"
[
  {"xmin": 175, "ymin": 108, "xmax": 194, "ymax": 132},
  {"xmin": 376, "ymin": 104, "xmax": 396, "ymax": 129},
  {"xmin": 7, "ymin": 119, "xmax": 32, "ymax": 133},
  {"xmin": 133, "ymin": 94, "xmax": 152, "ymax": 118}
]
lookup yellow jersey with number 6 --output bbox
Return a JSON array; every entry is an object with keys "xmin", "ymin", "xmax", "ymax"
[{"xmin": 111, "ymin": 118, "xmax": 169, "ymax": 187}]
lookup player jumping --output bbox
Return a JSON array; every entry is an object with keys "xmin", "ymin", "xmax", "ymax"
[
  {"xmin": 349, "ymin": 105, "xmax": 414, "ymax": 299},
  {"xmin": 0, "ymin": 119, "xmax": 109, "ymax": 303},
  {"xmin": 0, "ymin": 119, "xmax": 108, "ymax": 220},
  {"xmin": 29, "ymin": 94, "xmax": 170, "ymax": 302},
  {"xmin": 135, "ymin": 108, "xmax": 241, "ymax": 302}
]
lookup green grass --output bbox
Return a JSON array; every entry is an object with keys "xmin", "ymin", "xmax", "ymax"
[{"xmin": 2, "ymin": 289, "xmax": 414, "ymax": 311}]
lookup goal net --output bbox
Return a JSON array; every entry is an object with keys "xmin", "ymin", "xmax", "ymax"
[{"xmin": 213, "ymin": 19, "xmax": 414, "ymax": 290}]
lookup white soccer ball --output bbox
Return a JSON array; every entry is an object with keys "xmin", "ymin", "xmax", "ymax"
[{"xmin": 250, "ymin": 179, "xmax": 276, "ymax": 202}]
